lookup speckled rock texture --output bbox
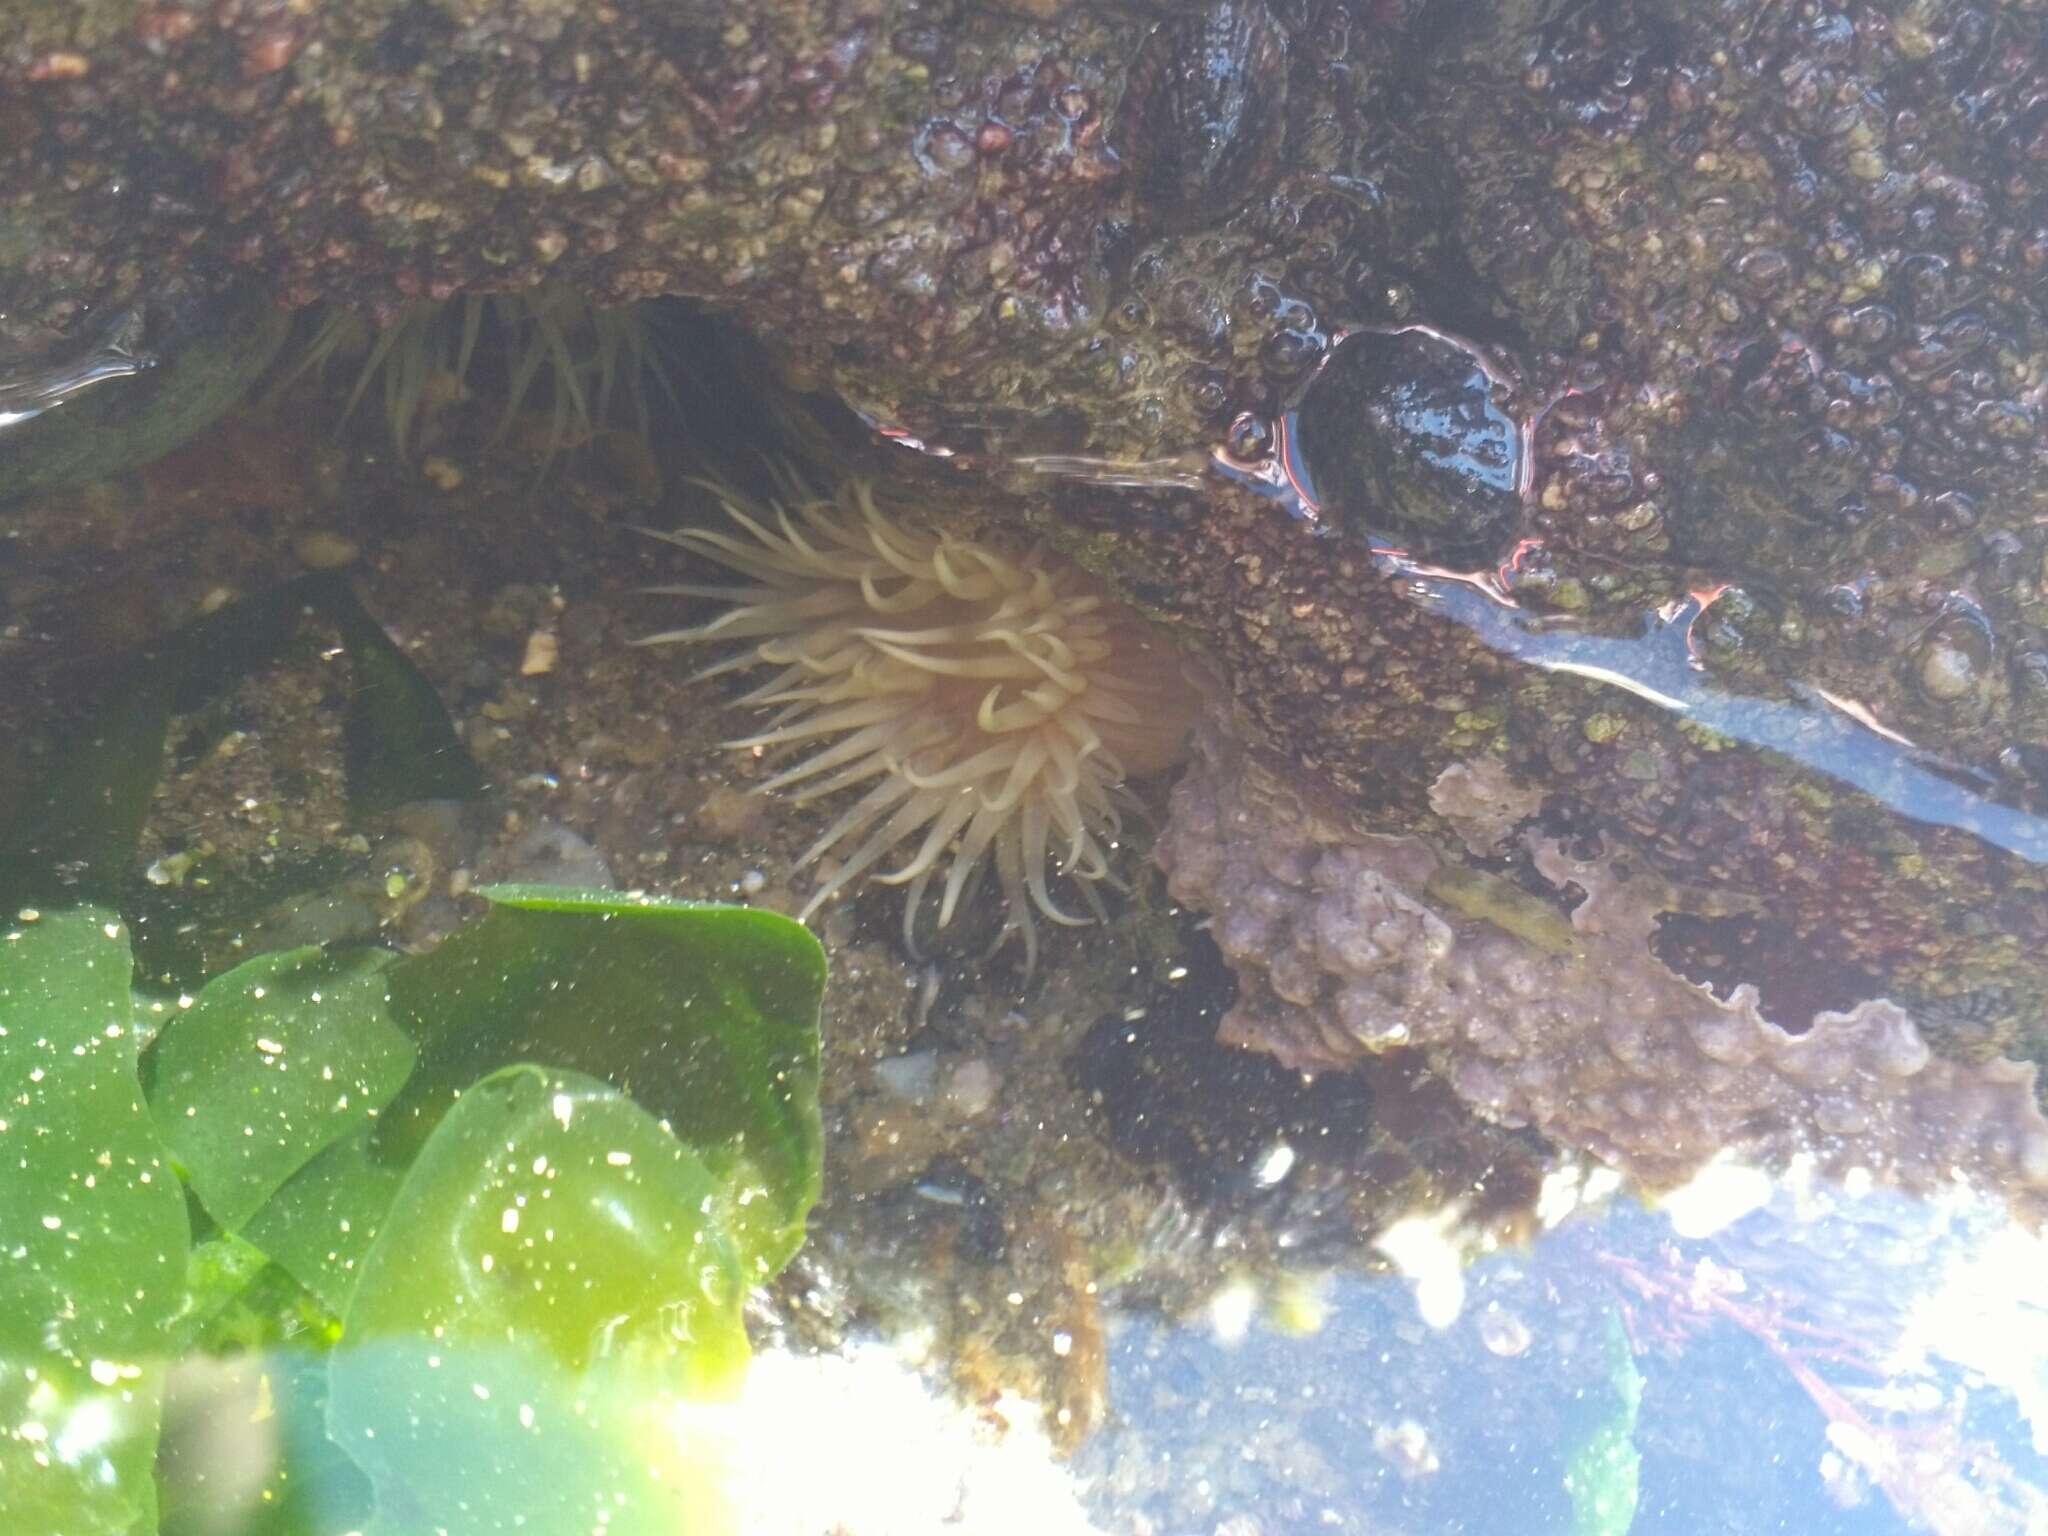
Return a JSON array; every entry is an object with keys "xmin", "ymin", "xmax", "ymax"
[
  {"xmin": 8, "ymin": 0, "xmax": 2048, "ymax": 1115},
  {"xmin": 1157, "ymin": 710, "xmax": 2048, "ymax": 1214}
]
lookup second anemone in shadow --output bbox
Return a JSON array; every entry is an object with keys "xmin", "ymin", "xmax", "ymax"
[{"xmin": 279, "ymin": 285, "xmax": 674, "ymax": 473}]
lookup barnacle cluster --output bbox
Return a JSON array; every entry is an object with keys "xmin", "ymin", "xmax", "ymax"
[{"xmin": 640, "ymin": 474, "xmax": 1194, "ymax": 970}]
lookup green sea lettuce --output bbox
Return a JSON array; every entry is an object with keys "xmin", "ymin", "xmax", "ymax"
[{"xmin": 2, "ymin": 891, "xmax": 825, "ymax": 1535}]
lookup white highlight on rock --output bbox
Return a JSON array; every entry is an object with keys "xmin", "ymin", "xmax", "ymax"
[{"xmin": 1375, "ymin": 1205, "xmax": 1470, "ymax": 1330}]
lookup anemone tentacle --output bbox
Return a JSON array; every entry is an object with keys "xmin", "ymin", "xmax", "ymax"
[{"xmin": 639, "ymin": 474, "xmax": 1195, "ymax": 972}]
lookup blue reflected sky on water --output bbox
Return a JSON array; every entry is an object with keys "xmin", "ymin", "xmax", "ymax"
[{"xmin": 1074, "ymin": 1181, "xmax": 2048, "ymax": 1536}]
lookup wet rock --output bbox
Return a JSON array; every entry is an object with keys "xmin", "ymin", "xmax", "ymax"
[
  {"xmin": 1120, "ymin": 0, "xmax": 1290, "ymax": 232},
  {"xmin": 1292, "ymin": 328, "xmax": 1524, "ymax": 563},
  {"xmin": 1427, "ymin": 756, "xmax": 1545, "ymax": 857},
  {"xmin": 1071, "ymin": 925, "xmax": 1373, "ymax": 1221},
  {"xmin": 1155, "ymin": 708, "xmax": 2048, "ymax": 1219},
  {"xmin": 0, "ymin": 288, "xmax": 290, "ymax": 504}
]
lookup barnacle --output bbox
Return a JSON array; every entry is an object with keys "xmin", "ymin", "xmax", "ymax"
[{"xmin": 638, "ymin": 473, "xmax": 1195, "ymax": 971}]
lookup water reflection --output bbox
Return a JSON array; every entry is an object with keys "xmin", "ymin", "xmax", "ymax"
[
  {"xmin": 1409, "ymin": 579, "xmax": 2048, "ymax": 866},
  {"xmin": 0, "ymin": 308, "xmax": 152, "ymax": 431},
  {"xmin": 66, "ymin": 1166, "xmax": 2048, "ymax": 1536},
  {"xmin": 1075, "ymin": 1174, "xmax": 2048, "ymax": 1536}
]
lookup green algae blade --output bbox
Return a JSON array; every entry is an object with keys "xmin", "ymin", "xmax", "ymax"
[
  {"xmin": 0, "ymin": 1355, "xmax": 168, "ymax": 1536},
  {"xmin": 0, "ymin": 907, "xmax": 189, "ymax": 1361},
  {"xmin": 0, "ymin": 906, "xmax": 188, "ymax": 1536},
  {"xmin": 328, "ymin": 1064, "xmax": 746, "ymax": 1536},
  {"xmin": 240, "ymin": 1127, "xmax": 412, "ymax": 1321},
  {"xmin": 145, "ymin": 945, "xmax": 412, "ymax": 1232},
  {"xmin": 1564, "ymin": 1310, "xmax": 1645, "ymax": 1536},
  {"xmin": 385, "ymin": 886, "xmax": 826, "ymax": 1283}
]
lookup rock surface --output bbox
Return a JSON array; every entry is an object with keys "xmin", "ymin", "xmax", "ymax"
[
  {"xmin": 1157, "ymin": 708, "xmax": 2048, "ymax": 1214},
  {"xmin": 9, "ymin": 0, "xmax": 2048, "ymax": 1111}
]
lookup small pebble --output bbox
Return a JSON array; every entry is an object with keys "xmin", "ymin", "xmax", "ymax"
[
  {"xmin": 491, "ymin": 821, "xmax": 614, "ymax": 890},
  {"xmin": 293, "ymin": 529, "xmax": 360, "ymax": 569},
  {"xmin": 519, "ymin": 629, "xmax": 559, "ymax": 676},
  {"xmin": 696, "ymin": 784, "xmax": 769, "ymax": 840},
  {"xmin": 1918, "ymin": 639, "xmax": 1976, "ymax": 700},
  {"xmin": 145, "ymin": 851, "xmax": 198, "ymax": 887},
  {"xmin": 874, "ymin": 1051, "xmax": 940, "ymax": 1105},
  {"xmin": 1477, "ymin": 1305, "xmax": 1533, "ymax": 1357},
  {"xmin": 1372, "ymin": 1420, "xmax": 1440, "ymax": 1480},
  {"xmin": 943, "ymin": 1057, "xmax": 1001, "ymax": 1119}
]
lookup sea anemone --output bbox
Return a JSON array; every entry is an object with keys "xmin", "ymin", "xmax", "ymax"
[
  {"xmin": 280, "ymin": 285, "xmax": 672, "ymax": 471},
  {"xmin": 638, "ymin": 473, "xmax": 1195, "ymax": 971}
]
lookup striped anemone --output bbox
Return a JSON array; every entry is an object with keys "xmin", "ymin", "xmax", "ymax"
[{"xmin": 638, "ymin": 474, "xmax": 1193, "ymax": 971}]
